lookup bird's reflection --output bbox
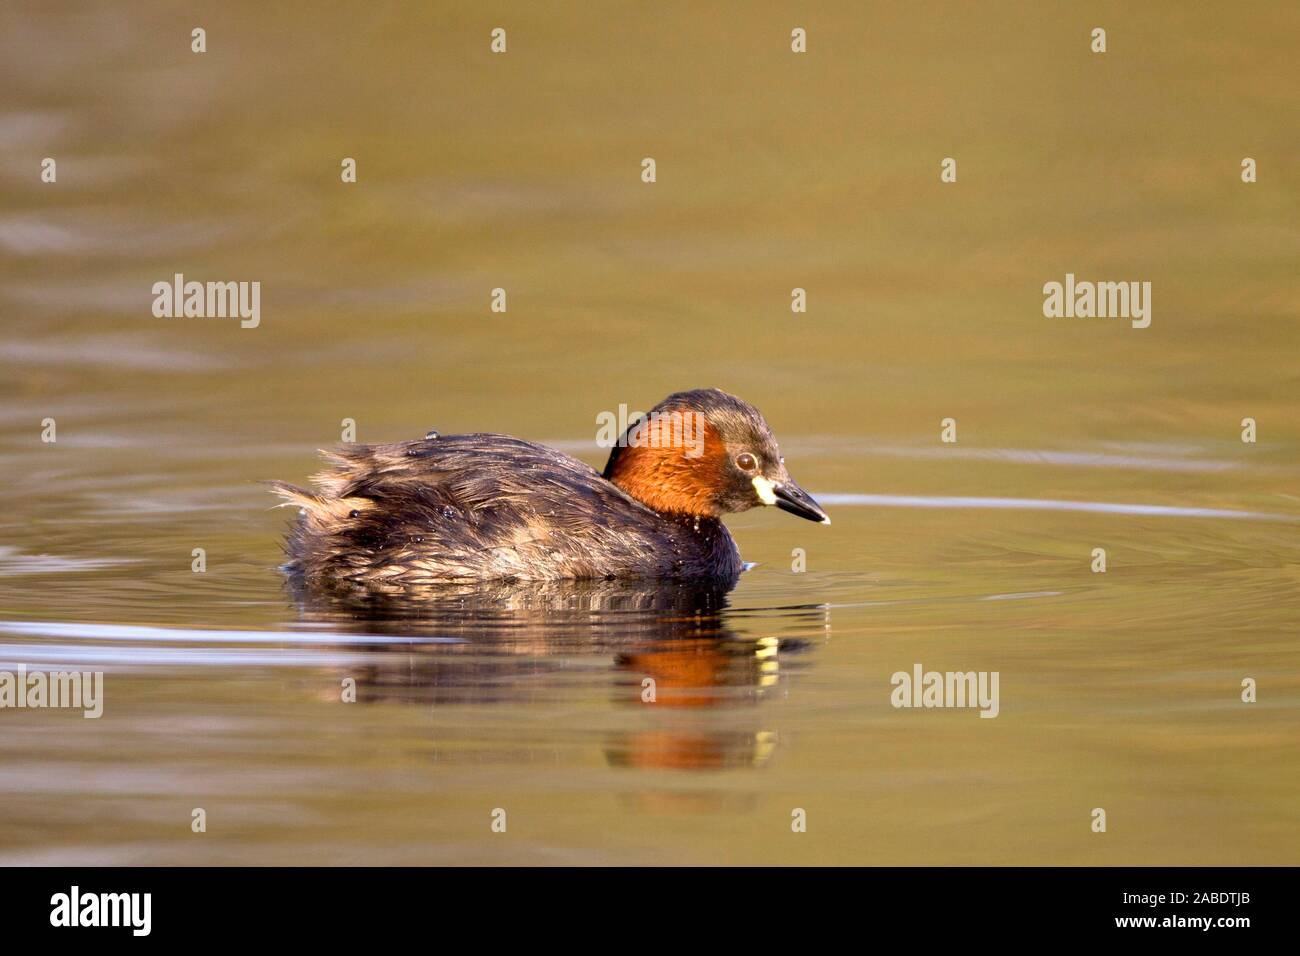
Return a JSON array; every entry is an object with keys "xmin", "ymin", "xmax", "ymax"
[{"xmin": 287, "ymin": 575, "xmax": 822, "ymax": 772}]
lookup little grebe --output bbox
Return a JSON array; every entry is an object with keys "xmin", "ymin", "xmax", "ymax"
[{"xmin": 270, "ymin": 388, "xmax": 828, "ymax": 583}]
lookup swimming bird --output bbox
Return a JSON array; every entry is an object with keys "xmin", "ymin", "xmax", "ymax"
[{"xmin": 270, "ymin": 388, "xmax": 828, "ymax": 584}]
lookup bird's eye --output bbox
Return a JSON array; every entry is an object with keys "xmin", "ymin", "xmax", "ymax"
[{"xmin": 735, "ymin": 452, "xmax": 758, "ymax": 473}]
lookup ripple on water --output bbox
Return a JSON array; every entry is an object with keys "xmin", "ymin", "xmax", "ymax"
[{"xmin": 0, "ymin": 546, "xmax": 139, "ymax": 576}]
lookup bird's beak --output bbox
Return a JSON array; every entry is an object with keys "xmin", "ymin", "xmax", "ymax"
[{"xmin": 754, "ymin": 476, "xmax": 831, "ymax": 525}]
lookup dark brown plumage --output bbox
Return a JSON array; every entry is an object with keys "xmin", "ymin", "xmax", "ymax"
[{"xmin": 270, "ymin": 388, "xmax": 828, "ymax": 585}]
